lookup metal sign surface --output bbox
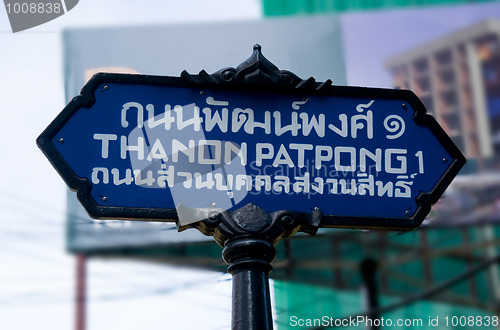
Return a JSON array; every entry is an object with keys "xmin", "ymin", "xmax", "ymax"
[{"xmin": 38, "ymin": 46, "xmax": 465, "ymax": 229}]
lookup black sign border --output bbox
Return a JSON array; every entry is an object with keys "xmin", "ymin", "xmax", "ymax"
[{"xmin": 37, "ymin": 45, "xmax": 465, "ymax": 230}]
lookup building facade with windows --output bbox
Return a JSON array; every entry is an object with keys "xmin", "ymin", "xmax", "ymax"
[{"xmin": 385, "ymin": 19, "xmax": 500, "ymax": 169}]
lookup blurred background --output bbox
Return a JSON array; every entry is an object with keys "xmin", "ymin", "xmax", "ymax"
[{"xmin": 1, "ymin": 0, "xmax": 500, "ymax": 329}]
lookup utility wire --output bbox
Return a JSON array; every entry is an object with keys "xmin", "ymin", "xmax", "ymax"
[{"xmin": 311, "ymin": 254, "xmax": 500, "ymax": 329}]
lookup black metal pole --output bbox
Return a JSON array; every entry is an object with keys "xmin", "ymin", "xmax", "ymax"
[
  {"xmin": 185, "ymin": 203, "xmax": 320, "ymax": 330},
  {"xmin": 223, "ymin": 237, "xmax": 275, "ymax": 330}
]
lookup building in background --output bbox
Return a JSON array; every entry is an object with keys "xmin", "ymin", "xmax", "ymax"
[{"xmin": 385, "ymin": 19, "xmax": 500, "ymax": 170}]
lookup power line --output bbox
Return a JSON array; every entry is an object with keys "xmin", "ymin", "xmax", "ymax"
[
  {"xmin": 0, "ymin": 272, "xmax": 231, "ymax": 307},
  {"xmin": 311, "ymin": 254, "xmax": 500, "ymax": 329}
]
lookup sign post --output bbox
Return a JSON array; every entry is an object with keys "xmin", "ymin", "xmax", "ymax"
[{"xmin": 38, "ymin": 45, "xmax": 465, "ymax": 329}]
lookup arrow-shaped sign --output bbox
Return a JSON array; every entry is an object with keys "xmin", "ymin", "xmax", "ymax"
[{"xmin": 37, "ymin": 45, "xmax": 465, "ymax": 230}]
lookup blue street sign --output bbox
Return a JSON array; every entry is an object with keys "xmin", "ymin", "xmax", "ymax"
[{"xmin": 38, "ymin": 48, "xmax": 465, "ymax": 230}]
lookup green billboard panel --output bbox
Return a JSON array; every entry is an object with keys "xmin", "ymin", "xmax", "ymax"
[
  {"xmin": 263, "ymin": 0, "xmax": 499, "ymax": 16},
  {"xmin": 274, "ymin": 281, "xmax": 497, "ymax": 330}
]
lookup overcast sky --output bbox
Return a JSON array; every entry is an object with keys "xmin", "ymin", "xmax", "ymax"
[{"xmin": 1, "ymin": 1, "xmax": 500, "ymax": 329}]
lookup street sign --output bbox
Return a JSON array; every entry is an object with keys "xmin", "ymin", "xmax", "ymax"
[
  {"xmin": 38, "ymin": 44, "xmax": 466, "ymax": 330},
  {"xmin": 37, "ymin": 45, "xmax": 465, "ymax": 230}
]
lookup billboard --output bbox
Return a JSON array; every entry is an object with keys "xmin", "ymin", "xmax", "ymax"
[{"xmin": 63, "ymin": 15, "xmax": 347, "ymax": 252}]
